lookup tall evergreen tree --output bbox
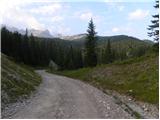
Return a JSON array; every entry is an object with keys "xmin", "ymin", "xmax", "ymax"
[
  {"xmin": 29, "ymin": 33, "xmax": 37, "ymax": 65},
  {"xmin": 21, "ymin": 29, "xmax": 30, "ymax": 64},
  {"xmin": 1, "ymin": 27, "xmax": 11, "ymax": 55},
  {"xmin": 75, "ymin": 50, "xmax": 83, "ymax": 68},
  {"xmin": 84, "ymin": 18, "xmax": 97, "ymax": 67},
  {"xmin": 12, "ymin": 31, "xmax": 22, "ymax": 61},
  {"xmin": 148, "ymin": 0, "xmax": 159, "ymax": 41},
  {"xmin": 102, "ymin": 39, "xmax": 112, "ymax": 64},
  {"xmin": 67, "ymin": 45, "xmax": 74, "ymax": 69}
]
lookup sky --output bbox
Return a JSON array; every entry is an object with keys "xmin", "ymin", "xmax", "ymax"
[{"xmin": 0, "ymin": 0, "xmax": 157, "ymax": 40}]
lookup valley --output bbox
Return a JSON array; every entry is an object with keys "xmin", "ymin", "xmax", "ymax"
[
  {"xmin": 1, "ymin": 25, "xmax": 158, "ymax": 119},
  {"xmin": 1, "ymin": 0, "xmax": 159, "ymax": 119}
]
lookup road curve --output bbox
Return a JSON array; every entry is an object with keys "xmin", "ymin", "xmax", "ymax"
[{"xmin": 10, "ymin": 70, "xmax": 133, "ymax": 119}]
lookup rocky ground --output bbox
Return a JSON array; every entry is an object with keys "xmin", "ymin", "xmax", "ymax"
[{"xmin": 104, "ymin": 89, "xmax": 159, "ymax": 119}]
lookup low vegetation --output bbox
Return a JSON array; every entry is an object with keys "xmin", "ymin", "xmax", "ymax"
[
  {"xmin": 1, "ymin": 54, "xmax": 41, "ymax": 109},
  {"xmin": 53, "ymin": 53, "xmax": 158, "ymax": 104}
]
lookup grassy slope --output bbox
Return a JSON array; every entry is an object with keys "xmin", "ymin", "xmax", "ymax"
[
  {"xmin": 1, "ymin": 54, "xmax": 41, "ymax": 108},
  {"xmin": 57, "ymin": 53, "xmax": 158, "ymax": 104}
]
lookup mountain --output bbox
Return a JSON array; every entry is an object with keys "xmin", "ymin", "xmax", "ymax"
[
  {"xmin": 143, "ymin": 39, "xmax": 154, "ymax": 44},
  {"xmin": 29, "ymin": 29, "xmax": 53, "ymax": 38},
  {"xmin": 60, "ymin": 34, "xmax": 151, "ymax": 49},
  {"xmin": 39, "ymin": 34, "xmax": 152, "ymax": 52},
  {"xmin": 3, "ymin": 25, "xmax": 153, "ymax": 46},
  {"xmin": 5, "ymin": 26, "xmax": 54, "ymax": 38},
  {"xmin": 60, "ymin": 34, "xmax": 87, "ymax": 40},
  {"xmin": 60, "ymin": 34, "xmax": 144, "ymax": 44},
  {"xmin": 2, "ymin": 26, "xmax": 152, "ymax": 51}
]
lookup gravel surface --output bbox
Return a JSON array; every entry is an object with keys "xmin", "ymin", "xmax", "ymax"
[
  {"xmin": 104, "ymin": 90, "xmax": 159, "ymax": 119},
  {"xmin": 3, "ymin": 70, "xmax": 133, "ymax": 119}
]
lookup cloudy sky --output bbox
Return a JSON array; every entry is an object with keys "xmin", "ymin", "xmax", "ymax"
[{"xmin": 0, "ymin": 0, "xmax": 156, "ymax": 39}]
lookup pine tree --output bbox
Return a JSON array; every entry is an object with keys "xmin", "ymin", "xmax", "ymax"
[
  {"xmin": 29, "ymin": 33, "xmax": 37, "ymax": 65},
  {"xmin": 73, "ymin": 49, "xmax": 83, "ymax": 69},
  {"xmin": 68, "ymin": 45, "xmax": 74, "ymax": 69},
  {"xmin": 103, "ymin": 39, "xmax": 112, "ymax": 64},
  {"xmin": 21, "ymin": 29, "xmax": 30, "ymax": 64},
  {"xmin": 84, "ymin": 18, "xmax": 97, "ymax": 67},
  {"xmin": 1, "ymin": 27, "xmax": 10, "ymax": 55},
  {"xmin": 12, "ymin": 31, "xmax": 22, "ymax": 61},
  {"xmin": 148, "ymin": 0, "xmax": 159, "ymax": 41},
  {"xmin": 57, "ymin": 46, "xmax": 65, "ymax": 69}
]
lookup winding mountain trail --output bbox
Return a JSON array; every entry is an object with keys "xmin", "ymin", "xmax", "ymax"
[{"xmin": 8, "ymin": 70, "xmax": 133, "ymax": 119}]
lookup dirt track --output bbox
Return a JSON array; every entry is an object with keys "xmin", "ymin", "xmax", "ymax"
[{"xmin": 8, "ymin": 70, "xmax": 133, "ymax": 119}]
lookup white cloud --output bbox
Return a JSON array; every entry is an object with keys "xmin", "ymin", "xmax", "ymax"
[
  {"xmin": 79, "ymin": 12, "xmax": 94, "ymax": 21},
  {"xmin": 58, "ymin": 26, "xmax": 71, "ymax": 34},
  {"xmin": 0, "ymin": 0, "xmax": 46, "ymax": 30},
  {"xmin": 104, "ymin": 1, "xmax": 125, "ymax": 12},
  {"xmin": 48, "ymin": 25, "xmax": 71, "ymax": 35},
  {"xmin": 29, "ymin": 3, "xmax": 62, "ymax": 15},
  {"xmin": 51, "ymin": 16, "xmax": 64, "ymax": 22},
  {"xmin": 0, "ymin": 0, "xmax": 73, "ymax": 36},
  {"xmin": 111, "ymin": 25, "xmax": 133, "ymax": 34},
  {"xmin": 104, "ymin": 0, "xmax": 123, "ymax": 2},
  {"xmin": 128, "ymin": 9, "xmax": 149, "ymax": 20},
  {"xmin": 0, "ymin": 0, "xmax": 66, "ymax": 31},
  {"xmin": 112, "ymin": 27, "xmax": 119, "ymax": 32},
  {"xmin": 118, "ymin": 6, "xmax": 124, "ymax": 11},
  {"xmin": 75, "ymin": 11, "xmax": 102, "ymax": 24},
  {"xmin": 2, "ymin": 8, "xmax": 44, "ymax": 30},
  {"xmin": 104, "ymin": 0, "xmax": 152, "ymax": 2}
]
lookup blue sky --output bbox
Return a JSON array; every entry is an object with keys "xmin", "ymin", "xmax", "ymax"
[{"xmin": 0, "ymin": 0, "xmax": 156, "ymax": 40}]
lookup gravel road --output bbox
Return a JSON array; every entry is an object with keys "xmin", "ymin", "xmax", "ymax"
[{"xmin": 8, "ymin": 70, "xmax": 133, "ymax": 119}]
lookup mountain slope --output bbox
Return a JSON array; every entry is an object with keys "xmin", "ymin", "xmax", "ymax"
[
  {"xmin": 29, "ymin": 29, "xmax": 53, "ymax": 38},
  {"xmin": 5, "ymin": 26, "xmax": 54, "ymax": 38},
  {"xmin": 37, "ymin": 34, "xmax": 152, "ymax": 50},
  {"xmin": 143, "ymin": 39, "xmax": 154, "ymax": 45},
  {"xmin": 57, "ymin": 53, "xmax": 159, "ymax": 104},
  {"xmin": 61, "ymin": 35, "xmax": 152, "ymax": 49},
  {"xmin": 1, "ymin": 54, "xmax": 41, "ymax": 110},
  {"xmin": 60, "ymin": 34, "xmax": 87, "ymax": 40},
  {"xmin": 3, "ymin": 25, "xmax": 152, "ymax": 50}
]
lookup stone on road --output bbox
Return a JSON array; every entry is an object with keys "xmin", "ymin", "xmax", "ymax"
[{"xmin": 10, "ymin": 70, "xmax": 133, "ymax": 119}]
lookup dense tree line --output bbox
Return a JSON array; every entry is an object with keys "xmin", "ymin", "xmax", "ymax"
[
  {"xmin": 1, "ymin": 27, "xmax": 83, "ymax": 70},
  {"xmin": 2, "ymin": 18, "xmax": 150, "ymax": 70},
  {"xmin": 101, "ymin": 39, "xmax": 115, "ymax": 64}
]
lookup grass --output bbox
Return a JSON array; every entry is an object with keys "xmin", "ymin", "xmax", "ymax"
[
  {"xmin": 1, "ymin": 54, "xmax": 42, "ymax": 107},
  {"xmin": 52, "ymin": 53, "xmax": 159, "ymax": 104}
]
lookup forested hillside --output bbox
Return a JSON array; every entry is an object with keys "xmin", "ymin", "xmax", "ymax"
[
  {"xmin": 1, "ymin": 26, "xmax": 153, "ymax": 70},
  {"xmin": 1, "ymin": 27, "xmax": 83, "ymax": 70}
]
